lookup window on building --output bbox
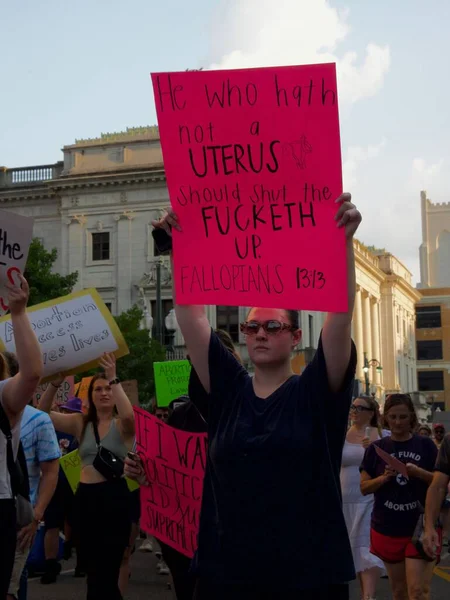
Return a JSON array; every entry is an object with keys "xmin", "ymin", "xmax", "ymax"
[
  {"xmin": 216, "ymin": 306, "xmax": 239, "ymax": 342},
  {"xmin": 92, "ymin": 232, "xmax": 110, "ymax": 261},
  {"xmin": 416, "ymin": 306, "xmax": 442, "ymax": 329},
  {"xmin": 418, "ymin": 370, "xmax": 444, "ymax": 391},
  {"xmin": 396, "ymin": 315, "xmax": 400, "ymax": 334},
  {"xmin": 308, "ymin": 315, "xmax": 314, "ymax": 347},
  {"xmin": 403, "ymin": 319, "xmax": 406, "ymax": 338},
  {"xmin": 397, "ymin": 360, "xmax": 402, "ymax": 388},
  {"xmin": 105, "ymin": 303, "xmax": 112, "ymax": 313},
  {"xmin": 416, "ymin": 340, "xmax": 443, "ymax": 361}
]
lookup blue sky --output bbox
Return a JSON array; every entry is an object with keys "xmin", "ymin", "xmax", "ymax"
[{"xmin": 2, "ymin": 0, "xmax": 449, "ymax": 281}]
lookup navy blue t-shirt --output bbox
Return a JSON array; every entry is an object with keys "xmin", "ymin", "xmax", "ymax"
[
  {"xmin": 192, "ymin": 330, "xmax": 356, "ymax": 590},
  {"xmin": 361, "ymin": 435, "xmax": 437, "ymax": 537}
]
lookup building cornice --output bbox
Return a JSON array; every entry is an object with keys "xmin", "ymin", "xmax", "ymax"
[
  {"xmin": 382, "ymin": 274, "xmax": 422, "ymax": 302},
  {"xmin": 0, "ymin": 168, "xmax": 167, "ymax": 202}
]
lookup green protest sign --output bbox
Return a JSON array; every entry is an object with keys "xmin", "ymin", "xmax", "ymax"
[
  {"xmin": 59, "ymin": 449, "xmax": 139, "ymax": 492},
  {"xmin": 154, "ymin": 360, "xmax": 191, "ymax": 407}
]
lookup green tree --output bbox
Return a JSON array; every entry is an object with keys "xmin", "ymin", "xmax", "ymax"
[
  {"xmin": 76, "ymin": 306, "xmax": 166, "ymax": 408},
  {"xmin": 114, "ymin": 306, "xmax": 166, "ymax": 407},
  {"xmin": 24, "ymin": 238, "xmax": 78, "ymax": 306}
]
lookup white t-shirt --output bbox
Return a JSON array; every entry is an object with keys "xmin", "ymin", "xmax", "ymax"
[{"xmin": 0, "ymin": 379, "xmax": 20, "ymax": 499}]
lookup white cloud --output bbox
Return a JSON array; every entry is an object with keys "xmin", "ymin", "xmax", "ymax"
[
  {"xmin": 412, "ymin": 157, "xmax": 444, "ymax": 180},
  {"xmin": 209, "ymin": 0, "xmax": 390, "ymax": 106},
  {"xmin": 343, "ymin": 139, "xmax": 386, "ymax": 188}
]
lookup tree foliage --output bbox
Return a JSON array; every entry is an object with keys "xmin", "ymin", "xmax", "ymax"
[
  {"xmin": 24, "ymin": 238, "xmax": 78, "ymax": 306},
  {"xmin": 76, "ymin": 306, "xmax": 166, "ymax": 409}
]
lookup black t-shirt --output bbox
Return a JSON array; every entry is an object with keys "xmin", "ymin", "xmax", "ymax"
[
  {"xmin": 191, "ymin": 330, "xmax": 356, "ymax": 590},
  {"xmin": 361, "ymin": 435, "xmax": 437, "ymax": 537},
  {"xmin": 435, "ymin": 434, "xmax": 450, "ymax": 476}
]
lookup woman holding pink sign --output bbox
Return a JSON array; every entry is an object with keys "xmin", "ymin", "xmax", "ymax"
[
  {"xmin": 152, "ymin": 193, "xmax": 361, "ymax": 600},
  {"xmin": 360, "ymin": 393, "xmax": 439, "ymax": 600}
]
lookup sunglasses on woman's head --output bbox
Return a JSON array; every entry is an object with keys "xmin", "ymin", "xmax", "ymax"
[
  {"xmin": 350, "ymin": 404, "xmax": 373, "ymax": 413},
  {"xmin": 240, "ymin": 320, "xmax": 293, "ymax": 335}
]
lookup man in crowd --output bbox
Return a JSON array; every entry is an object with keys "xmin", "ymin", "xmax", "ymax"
[
  {"xmin": 5, "ymin": 354, "xmax": 61, "ymax": 599},
  {"xmin": 433, "ymin": 423, "xmax": 446, "ymax": 449}
]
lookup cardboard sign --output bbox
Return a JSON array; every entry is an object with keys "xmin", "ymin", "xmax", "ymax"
[
  {"xmin": 0, "ymin": 289, "xmax": 129, "ymax": 382},
  {"xmin": 374, "ymin": 445, "xmax": 409, "ymax": 479},
  {"xmin": 122, "ymin": 380, "xmax": 139, "ymax": 406},
  {"xmin": 59, "ymin": 449, "xmax": 139, "ymax": 493},
  {"xmin": 152, "ymin": 64, "xmax": 347, "ymax": 311},
  {"xmin": 77, "ymin": 377, "xmax": 93, "ymax": 402},
  {"xmin": 134, "ymin": 407, "xmax": 206, "ymax": 557},
  {"xmin": 0, "ymin": 210, "xmax": 34, "ymax": 315},
  {"xmin": 154, "ymin": 360, "xmax": 191, "ymax": 407},
  {"xmin": 34, "ymin": 376, "xmax": 74, "ymax": 407}
]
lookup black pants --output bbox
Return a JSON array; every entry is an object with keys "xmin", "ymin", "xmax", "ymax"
[
  {"xmin": 75, "ymin": 480, "xmax": 131, "ymax": 600},
  {"xmin": 193, "ymin": 580, "xmax": 349, "ymax": 600},
  {"xmin": 160, "ymin": 541, "xmax": 195, "ymax": 600},
  {"xmin": 0, "ymin": 499, "xmax": 17, "ymax": 599}
]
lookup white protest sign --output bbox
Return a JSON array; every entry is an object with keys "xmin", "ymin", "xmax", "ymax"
[
  {"xmin": 0, "ymin": 289, "xmax": 129, "ymax": 381},
  {"xmin": 0, "ymin": 209, "xmax": 34, "ymax": 314}
]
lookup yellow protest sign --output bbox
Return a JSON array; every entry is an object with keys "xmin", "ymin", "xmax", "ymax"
[
  {"xmin": 60, "ymin": 449, "xmax": 139, "ymax": 493},
  {"xmin": 0, "ymin": 288, "xmax": 129, "ymax": 383}
]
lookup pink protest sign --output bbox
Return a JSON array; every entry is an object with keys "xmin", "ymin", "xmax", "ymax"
[
  {"xmin": 152, "ymin": 64, "xmax": 347, "ymax": 311},
  {"xmin": 134, "ymin": 406, "xmax": 207, "ymax": 558}
]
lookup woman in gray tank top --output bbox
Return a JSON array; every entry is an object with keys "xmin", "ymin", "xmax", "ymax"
[{"xmin": 39, "ymin": 353, "xmax": 135, "ymax": 600}]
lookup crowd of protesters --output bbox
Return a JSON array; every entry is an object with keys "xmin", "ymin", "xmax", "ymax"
[{"xmin": 1, "ymin": 198, "xmax": 450, "ymax": 600}]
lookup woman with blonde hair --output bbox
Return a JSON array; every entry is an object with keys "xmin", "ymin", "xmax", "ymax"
[
  {"xmin": 341, "ymin": 395, "xmax": 385, "ymax": 600},
  {"xmin": 39, "ymin": 355, "xmax": 135, "ymax": 600}
]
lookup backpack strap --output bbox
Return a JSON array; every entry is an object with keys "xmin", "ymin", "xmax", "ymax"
[{"xmin": 0, "ymin": 402, "xmax": 30, "ymax": 499}]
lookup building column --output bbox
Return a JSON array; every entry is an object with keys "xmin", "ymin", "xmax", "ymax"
[
  {"xmin": 363, "ymin": 292, "xmax": 373, "ymax": 390},
  {"xmin": 371, "ymin": 299, "xmax": 381, "ymax": 386},
  {"xmin": 65, "ymin": 214, "xmax": 86, "ymax": 290},
  {"xmin": 115, "ymin": 211, "xmax": 136, "ymax": 314},
  {"xmin": 354, "ymin": 287, "xmax": 364, "ymax": 381}
]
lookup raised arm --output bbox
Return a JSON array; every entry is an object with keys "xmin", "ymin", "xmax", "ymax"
[
  {"xmin": 322, "ymin": 194, "xmax": 361, "ymax": 393},
  {"xmin": 99, "ymin": 353, "xmax": 136, "ymax": 437},
  {"xmin": 152, "ymin": 210, "xmax": 212, "ymax": 393},
  {"xmin": 39, "ymin": 375, "xmax": 83, "ymax": 438},
  {"xmin": 2, "ymin": 276, "xmax": 43, "ymax": 419}
]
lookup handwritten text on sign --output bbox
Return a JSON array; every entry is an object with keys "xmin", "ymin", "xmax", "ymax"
[
  {"xmin": 0, "ymin": 289, "xmax": 128, "ymax": 381},
  {"xmin": 154, "ymin": 360, "xmax": 191, "ymax": 407},
  {"xmin": 134, "ymin": 407, "xmax": 206, "ymax": 557},
  {"xmin": 34, "ymin": 376, "xmax": 74, "ymax": 407},
  {"xmin": 0, "ymin": 210, "xmax": 34, "ymax": 315},
  {"xmin": 152, "ymin": 64, "xmax": 347, "ymax": 311}
]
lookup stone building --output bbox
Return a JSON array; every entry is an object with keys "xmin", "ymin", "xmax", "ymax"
[
  {"xmin": 419, "ymin": 190, "xmax": 450, "ymax": 288},
  {"xmin": 0, "ymin": 128, "xmax": 421, "ymax": 394},
  {"xmin": 353, "ymin": 242, "xmax": 421, "ymax": 404},
  {"xmin": 416, "ymin": 190, "xmax": 450, "ymax": 411}
]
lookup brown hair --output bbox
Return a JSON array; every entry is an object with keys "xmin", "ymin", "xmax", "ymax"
[
  {"xmin": 214, "ymin": 328, "xmax": 242, "ymax": 364},
  {"xmin": 245, "ymin": 309, "xmax": 300, "ymax": 330},
  {"xmin": 383, "ymin": 393, "xmax": 418, "ymax": 432},
  {"xmin": 0, "ymin": 352, "xmax": 11, "ymax": 381},
  {"xmin": 356, "ymin": 394, "xmax": 381, "ymax": 435},
  {"xmin": 81, "ymin": 372, "xmax": 111, "ymax": 439}
]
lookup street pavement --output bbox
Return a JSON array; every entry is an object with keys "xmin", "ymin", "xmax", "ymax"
[{"xmin": 27, "ymin": 540, "xmax": 450, "ymax": 599}]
